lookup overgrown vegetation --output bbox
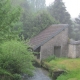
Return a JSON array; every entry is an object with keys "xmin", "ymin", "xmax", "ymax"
[
  {"xmin": 0, "ymin": 0, "xmax": 21, "ymax": 41},
  {"xmin": 1, "ymin": 0, "xmax": 80, "ymax": 80},
  {"xmin": 11, "ymin": 0, "xmax": 58, "ymax": 39},
  {"xmin": 57, "ymin": 69, "xmax": 80, "ymax": 80},
  {"xmin": 0, "ymin": 40, "xmax": 34, "ymax": 80},
  {"xmin": 1, "ymin": 40, "xmax": 34, "ymax": 74},
  {"xmin": 44, "ymin": 58, "xmax": 80, "ymax": 80},
  {"xmin": 11, "ymin": 0, "xmax": 80, "ymax": 40},
  {"xmin": 0, "ymin": 0, "xmax": 34, "ymax": 80}
]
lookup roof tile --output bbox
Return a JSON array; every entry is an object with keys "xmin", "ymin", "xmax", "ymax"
[{"xmin": 30, "ymin": 24, "xmax": 68, "ymax": 50}]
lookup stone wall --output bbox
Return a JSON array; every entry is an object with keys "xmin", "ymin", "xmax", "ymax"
[
  {"xmin": 68, "ymin": 40, "xmax": 80, "ymax": 58},
  {"xmin": 68, "ymin": 44, "xmax": 76, "ymax": 58},
  {"xmin": 40, "ymin": 28, "xmax": 68, "ymax": 60},
  {"xmin": 76, "ymin": 45, "xmax": 80, "ymax": 57}
]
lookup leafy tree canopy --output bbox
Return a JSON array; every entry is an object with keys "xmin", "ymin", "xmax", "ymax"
[
  {"xmin": 48, "ymin": 0, "xmax": 71, "ymax": 25},
  {"xmin": 71, "ymin": 14, "xmax": 80, "ymax": 40},
  {"xmin": 28, "ymin": 0, "xmax": 46, "ymax": 11},
  {"xmin": 0, "ymin": 0, "xmax": 21, "ymax": 41},
  {"xmin": 75, "ymin": 14, "xmax": 80, "ymax": 25},
  {"xmin": 22, "ymin": 10, "xmax": 57, "ymax": 39},
  {"xmin": 11, "ymin": 0, "xmax": 57, "ymax": 40}
]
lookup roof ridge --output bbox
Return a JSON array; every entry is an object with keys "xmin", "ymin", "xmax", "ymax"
[
  {"xmin": 30, "ymin": 24, "xmax": 69, "ymax": 50},
  {"xmin": 31, "ymin": 24, "xmax": 68, "ymax": 40}
]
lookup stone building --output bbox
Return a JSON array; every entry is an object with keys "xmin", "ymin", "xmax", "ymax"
[
  {"xmin": 68, "ymin": 39, "xmax": 80, "ymax": 58},
  {"xmin": 29, "ymin": 24, "xmax": 69, "ymax": 60}
]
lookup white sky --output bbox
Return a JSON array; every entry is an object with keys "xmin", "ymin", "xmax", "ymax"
[{"xmin": 46, "ymin": 0, "xmax": 80, "ymax": 18}]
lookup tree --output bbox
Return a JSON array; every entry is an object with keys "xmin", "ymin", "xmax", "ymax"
[
  {"xmin": 28, "ymin": 0, "xmax": 46, "ymax": 11},
  {"xmin": 0, "ymin": 1, "xmax": 34, "ymax": 80},
  {"xmin": 75, "ymin": 14, "xmax": 80, "ymax": 25},
  {"xmin": 0, "ymin": 40, "xmax": 34, "ymax": 80},
  {"xmin": 0, "ymin": 0, "xmax": 21, "ymax": 41},
  {"xmin": 70, "ymin": 21, "xmax": 80, "ymax": 40},
  {"xmin": 71, "ymin": 14, "xmax": 80, "ymax": 40},
  {"xmin": 48, "ymin": 0, "xmax": 71, "ymax": 24},
  {"xmin": 48, "ymin": 0, "xmax": 72, "ymax": 37},
  {"xmin": 19, "ymin": 0, "xmax": 34, "ymax": 39},
  {"xmin": 0, "ymin": 0, "xmax": 34, "ymax": 80},
  {"xmin": 22, "ymin": 10, "xmax": 57, "ymax": 39},
  {"xmin": 30, "ymin": 11, "xmax": 57, "ymax": 37},
  {"xmin": 11, "ymin": 0, "xmax": 57, "ymax": 40},
  {"xmin": 11, "ymin": 0, "xmax": 33, "ymax": 39}
]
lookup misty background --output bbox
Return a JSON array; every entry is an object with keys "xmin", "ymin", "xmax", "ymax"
[{"xmin": 11, "ymin": 0, "xmax": 80, "ymax": 40}]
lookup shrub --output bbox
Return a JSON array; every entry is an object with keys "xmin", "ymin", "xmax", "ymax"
[
  {"xmin": 0, "ymin": 40, "xmax": 34, "ymax": 80},
  {"xmin": 13, "ymin": 74, "xmax": 22, "ymax": 80},
  {"xmin": 0, "ymin": 68, "xmax": 13, "ymax": 80}
]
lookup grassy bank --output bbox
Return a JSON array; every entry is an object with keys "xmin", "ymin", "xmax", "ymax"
[{"xmin": 43, "ymin": 57, "xmax": 80, "ymax": 80}]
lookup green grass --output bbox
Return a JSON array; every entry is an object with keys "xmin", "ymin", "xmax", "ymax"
[
  {"xmin": 57, "ymin": 69, "xmax": 80, "ymax": 80},
  {"xmin": 44, "ymin": 58, "xmax": 80, "ymax": 80}
]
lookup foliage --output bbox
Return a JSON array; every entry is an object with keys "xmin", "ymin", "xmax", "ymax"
[
  {"xmin": 21, "ymin": 10, "xmax": 57, "ymax": 39},
  {"xmin": 28, "ymin": 0, "xmax": 46, "ymax": 11},
  {"xmin": 44, "ymin": 58, "xmax": 80, "ymax": 80},
  {"xmin": 71, "ymin": 14, "xmax": 80, "ymax": 40},
  {"xmin": 0, "ymin": 0, "xmax": 34, "ymax": 80},
  {"xmin": 48, "ymin": 0, "xmax": 71, "ymax": 24},
  {"xmin": 47, "ymin": 58, "xmax": 80, "ymax": 71},
  {"xmin": 0, "ymin": 0, "xmax": 21, "ymax": 41},
  {"xmin": 0, "ymin": 68, "xmax": 11, "ymax": 75},
  {"xmin": 75, "ymin": 14, "xmax": 80, "ymax": 25},
  {"xmin": 47, "ymin": 0, "xmax": 72, "ymax": 37},
  {"xmin": 13, "ymin": 74, "xmax": 22, "ymax": 80},
  {"xmin": 21, "ymin": 7, "xmax": 34, "ymax": 39},
  {"xmin": 0, "ymin": 68, "xmax": 22, "ymax": 80},
  {"xmin": 11, "ymin": 0, "xmax": 57, "ymax": 39},
  {"xmin": 70, "ymin": 21, "xmax": 80, "ymax": 40},
  {"xmin": 11, "ymin": 0, "xmax": 33, "ymax": 39},
  {"xmin": 70, "ymin": 14, "xmax": 80, "ymax": 40},
  {"xmin": 30, "ymin": 10, "xmax": 57, "ymax": 37},
  {"xmin": 0, "ymin": 40, "xmax": 34, "ymax": 80},
  {"xmin": 57, "ymin": 69, "xmax": 80, "ymax": 80},
  {"xmin": 11, "ymin": 0, "xmax": 34, "ymax": 39}
]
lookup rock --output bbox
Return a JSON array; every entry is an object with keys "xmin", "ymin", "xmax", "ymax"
[{"xmin": 51, "ymin": 70, "xmax": 64, "ymax": 80}]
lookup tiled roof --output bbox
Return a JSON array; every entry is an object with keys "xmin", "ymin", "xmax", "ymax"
[{"xmin": 30, "ymin": 24, "xmax": 68, "ymax": 50}]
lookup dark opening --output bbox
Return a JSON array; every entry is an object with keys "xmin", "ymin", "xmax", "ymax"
[
  {"xmin": 34, "ymin": 47, "xmax": 41, "ymax": 59},
  {"xmin": 54, "ymin": 46, "xmax": 61, "ymax": 57},
  {"xmin": 34, "ymin": 47, "xmax": 41, "ymax": 52}
]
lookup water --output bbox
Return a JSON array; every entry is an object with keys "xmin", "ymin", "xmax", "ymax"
[{"xmin": 25, "ymin": 68, "xmax": 51, "ymax": 80}]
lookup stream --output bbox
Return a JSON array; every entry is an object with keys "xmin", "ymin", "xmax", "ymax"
[{"xmin": 23, "ymin": 68, "xmax": 52, "ymax": 80}]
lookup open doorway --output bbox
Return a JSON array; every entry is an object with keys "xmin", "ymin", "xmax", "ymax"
[{"xmin": 54, "ymin": 46, "xmax": 61, "ymax": 57}]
